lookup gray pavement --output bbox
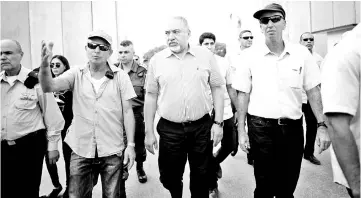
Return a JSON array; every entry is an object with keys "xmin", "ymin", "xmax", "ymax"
[{"xmin": 40, "ymin": 138, "xmax": 350, "ymax": 198}]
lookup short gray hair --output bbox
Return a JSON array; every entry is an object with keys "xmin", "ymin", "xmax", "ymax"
[{"xmin": 173, "ymin": 16, "xmax": 191, "ymax": 32}]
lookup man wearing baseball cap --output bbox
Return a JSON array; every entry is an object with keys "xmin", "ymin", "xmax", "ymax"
[
  {"xmin": 233, "ymin": 3, "xmax": 331, "ymax": 197},
  {"xmin": 38, "ymin": 30, "xmax": 136, "ymax": 198}
]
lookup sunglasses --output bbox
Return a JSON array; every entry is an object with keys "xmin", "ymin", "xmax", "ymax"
[
  {"xmin": 87, "ymin": 43, "xmax": 110, "ymax": 51},
  {"xmin": 303, "ymin": 38, "xmax": 314, "ymax": 42},
  {"xmin": 242, "ymin": 36, "xmax": 254, "ymax": 40},
  {"xmin": 50, "ymin": 63, "xmax": 61, "ymax": 68},
  {"xmin": 259, "ymin": 15, "xmax": 283, "ymax": 25}
]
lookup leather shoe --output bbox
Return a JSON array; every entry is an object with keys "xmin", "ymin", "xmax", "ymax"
[
  {"xmin": 304, "ymin": 155, "xmax": 321, "ymax": 165},
  {"xmin": 136, "ymin": 164, "xmax": 148, "ymax": 183},
  {"xmin": 209, "ymin": 188, "xmax": 219, "ymax": 198}
]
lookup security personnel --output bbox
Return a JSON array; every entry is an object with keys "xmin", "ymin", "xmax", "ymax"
[
  {"xmin": 116, "ymin": 40, "xmax": 148, "ymax": 183},
  {"xmin": 1, "ymin": 39, "xmax": 64, "ymax": 198}
]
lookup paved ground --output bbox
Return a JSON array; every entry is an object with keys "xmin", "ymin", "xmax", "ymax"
[{"xmin": 39, "ymin": 139, "xmax": 350, "ymax": 198}]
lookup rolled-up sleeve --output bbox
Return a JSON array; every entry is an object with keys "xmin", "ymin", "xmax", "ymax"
[
  {"xmin": 119, "ymin": 71, "xmax": 137, "ymax": 100},
  {"xmin": 53, "ymin": 66, "xmax": 77, "ymax": 91},
  {"xmin": 209, "ymin": 54, "xmax": 225, "ymax": 87},
  {"xmin": 321, "ymin": 35, "xmax": 359, "ymax": 116},
  {"xmin": 145, "ymin": 58, "xmax": 159, "ymax": 94},
  {"xmin": 36, "ymin": 85, "xmax": 64, "ymax": 151}
]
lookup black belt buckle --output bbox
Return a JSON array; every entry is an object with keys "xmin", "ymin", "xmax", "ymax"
[{"xmin": 277, "ymin": 118, "xmax": 287, "ymax": 126}]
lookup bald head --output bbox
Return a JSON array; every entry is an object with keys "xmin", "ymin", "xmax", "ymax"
[
  {"xmin": 1, "ymin": 39, "xmax": 24, "ymax": 75},
  {"xmin": 1, "ymin": 39, "xmax": 24, "ymax": 55}
]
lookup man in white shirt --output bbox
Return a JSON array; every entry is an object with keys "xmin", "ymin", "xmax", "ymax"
[
  {"xmin": 233, "ymin": 3, "xmax": 331, "ymax": 197},
  {"xmin": 199, "ymin": 32, "xmax": 238, "ymax": 198},
  {"xmin": 227, "ymin": 30, "xmax": 254, "ymax": 73},
  {"xmin": 322, "ymin": 24, "xmax": 360, "ymax": 198},
  {"xmin": 299, "ymin": 32, "xmax": 324, "ymax": 165}
]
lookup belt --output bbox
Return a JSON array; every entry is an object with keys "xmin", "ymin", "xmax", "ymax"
[
  {"xmin": 1, "ymin": 129, "xmax": 45, "ymax": 146},
  {"xmin": 163, "ymin": 114, "xmax": 210, "ymax": 127},
  {"xmin": 248, "ymin": 114, "xmax": 302, "ymax": 126}
]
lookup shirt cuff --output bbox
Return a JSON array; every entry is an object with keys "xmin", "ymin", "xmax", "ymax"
[{"xmin": 47, "ymin": 131, "xmax": 61, "ymax": 151}]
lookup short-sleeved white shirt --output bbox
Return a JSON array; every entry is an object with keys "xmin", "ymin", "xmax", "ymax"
[
  {"xmin": 215, "ymin": 55, "xmax": 233, "ymax": 120},
  {"xmin": 302, "ymin": 51, "xmax": 323, "ymax": 103},
  {"xmin": 232, "ymin": 42, "xmax": 321, "ymax": 119},
  {"xmin": 321, "ymin": 24, "xmax": 360, "ymax": 188}
]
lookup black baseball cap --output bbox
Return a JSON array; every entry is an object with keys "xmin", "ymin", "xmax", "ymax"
[{"xmin": 253, "ymin": 3, "xmax": 286, "ymax": 20}]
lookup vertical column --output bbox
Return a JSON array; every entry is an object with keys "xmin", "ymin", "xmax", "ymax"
[
  {"xmin": 1, "ymin": 2, "xmax": 32, "ymax": 69},
  {"xmin": 61, "ymin": 1, "xmax": 92, "ymax": 67},
  {"xmin": 92, "ymin": 1, "xmax": 118, "ymax": 63},
  {"xmin": 29, "ymin": 1, "xmax": 63, "ymax": 69}
]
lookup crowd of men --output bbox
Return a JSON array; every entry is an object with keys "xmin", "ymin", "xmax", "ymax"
[{"xmin": 1, "ymin": 3, "xmax": 360, "ymax": 198}]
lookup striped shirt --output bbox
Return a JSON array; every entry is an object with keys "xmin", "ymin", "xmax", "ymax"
[{"xmin": 146, "ymin": 46, "xmax": 225, "ymax": 123}]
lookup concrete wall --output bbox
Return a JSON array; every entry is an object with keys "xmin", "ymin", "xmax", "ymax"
[{"xmin": 1, "ymin": 1, "xmax": 359, "ymax": 69}]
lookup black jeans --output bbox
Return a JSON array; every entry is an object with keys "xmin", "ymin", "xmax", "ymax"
[
  {"xmin": 209, "ymin": 115, "xmax": 237, "ymax": 189},
  {"xmin": 302, "ymin": 102, "xmax": 317, "ymax": 157},
  {"xmin": 248, "ymin": 114, "xmax": 304, "ymax": 198},
  {"xmin": 134, "ymin": 110, "xmax": 146, "ymax": 163},
  {"xmin": 157, "ymin": 114, "xmax": 213, "ymax": 198},
  {"xmin": 45, "ymin": 128, "xmax": 72, "ymax": 189},
  {"xmin": 1, "ymin": 129, "xmax": 47, "ymax": 198}
]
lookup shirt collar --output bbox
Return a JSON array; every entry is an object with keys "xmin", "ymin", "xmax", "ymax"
[
  {"xmin": 261, "ymin": 41, "xmax": 292, "ymax": 57},
  {"xmin": 0, "ymin": 65, "xmax": 30, "ymax": 84},
  {"xmin": 120, "ymin": 60, "xmax": 138, "ymax": 73},
  {"xmin": 81, "ymin": 61, "xmax": 121, "ymax": 74},
  {"xmin": 163, "ymin": 45, "xmax": 196, "ymax": 58}
]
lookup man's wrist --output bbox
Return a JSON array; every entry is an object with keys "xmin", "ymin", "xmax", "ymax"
[{"xmin": 127, "ymin": 142, "xmax": 135, "ymax": 147}]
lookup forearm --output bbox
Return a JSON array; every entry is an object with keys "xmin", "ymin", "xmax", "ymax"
[
  {"xmin": 237, "ymin": 91, "xmax": 250, "ymax": 132},
  {"xmin": 227, "ymin": 85, "xmax": 238, "ymax": 112},
  {"xmin": 327, "ymin": 114, "xmax": 360, "ymax": 192},
  {"xmin": 211, "ymin": 86, "xmax": 224, "ymax": 122},
  {"xmin": 124, "ymin": 107, "xmax": 135, "ymax": 144},
  {"xmin": 144, "ymin": 93, "xmax": 157, "ymax": 134},
  {"xmin": 306, "ymin": 86, "xmax": 326, "ymax": 122},
  {"xmin": 39, "ymin": 65, "xmax": 56, "ymax": 92}
]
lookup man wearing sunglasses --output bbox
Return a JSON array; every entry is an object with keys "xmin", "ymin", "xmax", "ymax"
[
  {"xmin": 1, "ymin": 39, "xmax": 64, "ymax": 198},
  {"xmin": 233, "ymin": 3, "xmax": 331, "ymax": 198},
  {"xmin": 39, "ymin": 30, "xmax": 137, "ymax": 198},
  {"xmin": 116, "ymin": 40, "xmax": 148, "ymax": 184},
  {"xmin": 299, "ymin": 32, "xmax": 324, "ymax": 166}
]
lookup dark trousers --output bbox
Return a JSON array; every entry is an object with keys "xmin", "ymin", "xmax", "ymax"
[
  {"xmin": 302, "ymin": 102, "xmax": 317, "ymax": 157},
  {"xmin": 248, "ymin": 114, "xmax": 304, "ymax": 198},
  {"xmin": 157, "ymin": 114, "xmax": 213, "ymax": 198},
  {"xmin": 68, "ymin": 152, "xmax": 126, "ymax": 198},
  {"xmin": 1, "ymin": 129, "xmax": 47, "ymax": 198},
  {"xmin": 209, "ymin": 116, "xmax": 237, "ymax": 189},
  {"xmin": 134, "ymin": 111, "xmax": 146, "ymax": 164},
  {"xmin": 45, "ymin": 129, "xmax": 72, "ymax": 189}
]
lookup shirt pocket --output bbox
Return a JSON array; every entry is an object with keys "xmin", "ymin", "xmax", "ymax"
[
  {"xmin": 281, "ymin": 65, "xmax": 302, "ymax": 89},
  {"xmin": 14, "ymin": 94, "xmax": 38, "ymax": 124}
]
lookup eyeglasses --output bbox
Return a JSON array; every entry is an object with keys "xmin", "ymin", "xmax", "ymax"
[
  {"xmin": 302, "ymin": 38, "xmax": 314, "ymax": 42},
  {"xmin": 50, "ymin": 63, "xmax": 61, "ymax": 68},
  {"xmin": 259, "ymin": 15, "xmax": 283, "ymax": 25},
  {"xmin": 87, "ymin": 43, "xmax": 110, "ymax": 51},
  {"xmin": 242, "ymin": 36, "xmax": 254, "ymax": 40}
]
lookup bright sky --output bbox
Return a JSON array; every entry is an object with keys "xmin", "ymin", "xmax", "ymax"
[{"xmin": 117, "ymin": 0, "xmax": 273, "ymax": 58}]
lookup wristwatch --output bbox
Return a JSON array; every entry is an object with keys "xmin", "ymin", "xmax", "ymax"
[
  {"xmin": 317, "ymin": 121, "xmax": 328, "ymax": 129},
  {"xmin": 213, "ymin": 120, "xmax": 224, "ymax": 127}
]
